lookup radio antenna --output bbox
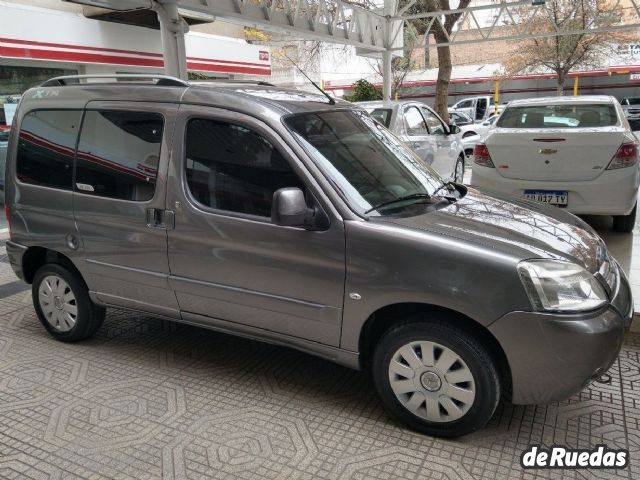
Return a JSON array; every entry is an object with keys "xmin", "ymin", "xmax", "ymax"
[{"xmin": 283, "ymin": 53, "xmax": 335, "ymax": 105}]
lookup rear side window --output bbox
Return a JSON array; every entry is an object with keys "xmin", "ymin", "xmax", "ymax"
[
  {"xmin": 370, "ymin": 108, "xmax": 392, "ymax": 127},
  {"xmin": 497, "ymin": 104, "xmax": 618, "ymax": 129},
  {"xmin": 76, "ymin": 110, "xmax": 163, "ymax": 201},
  {"xmin": 16, "ymin": 110, "xmax": 82, "ymax": 190},
  {"xmin": 185, "ymin": 118, "xmax": 304, "ymax": 218}
]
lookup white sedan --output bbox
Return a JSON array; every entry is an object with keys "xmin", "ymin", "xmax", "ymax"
[
  {"xmin": 359, "ymin": 100, "xmax": 467, "ymax": 183},
  {"xmin": 472, "ymin": 95, "xmax": 640, "ymax": 232},
  {"xmin": 458, "ymin": 114, "xmax": 500, "ymax": 156}
]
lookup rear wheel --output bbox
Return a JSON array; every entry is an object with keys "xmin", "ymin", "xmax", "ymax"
[
  {"xmin": 372, "ymin": 320, "xmax": 500, "ymax": 438},
  {"xmin": 613, "ymin": 204, "xmax": 636, "ymax": 233},
  {"xmin": 32, "ymin": 263, "xmax": 104, "ymax": 342}
]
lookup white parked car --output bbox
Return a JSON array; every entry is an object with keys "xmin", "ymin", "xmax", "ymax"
[
  {"xmin": 359, "ymin": 100, "xmax": 466, "ymax": 183},
  {"xmin": 449, "ymin": 96, "xmax": 505, "ymax": 122},
  {"xmin": 472, "ymin": 95, "xmax": 640, "ymax": 232},
  {"xmin": 629, "ymin": 117, "xmax": 640, "ymax": 143},
  {"xmin": 458, "ymin": 114, "xmax": 501, "ymax": 156}
]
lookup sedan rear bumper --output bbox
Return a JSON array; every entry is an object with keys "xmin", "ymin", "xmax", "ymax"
[
  {"xmin": 471, "ymin": 164, "xmax": 639, "ymax": 216},
  {"xmin": 489, "ymin": 267, "xmax": 632, "ymax": 405}
]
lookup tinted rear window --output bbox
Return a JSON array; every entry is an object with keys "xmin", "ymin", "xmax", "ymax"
[
  {"xmin": 497, "ymin": 104, "xmax": 617, "ymax": 128},
  {"xmin": 624, "ymin": 98, "xmax": 640, "ymax": 105},
  {"xmin": 370, "ymin": 108, "xmax": 392, "ymax": 127},
  {"xmin": 16, "ymin": 110, "xmax": 81, "ymax": 190}
]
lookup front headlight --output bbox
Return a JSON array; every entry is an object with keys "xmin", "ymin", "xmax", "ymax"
[{"xmin": 517, "ymin": 259, "xmax": 608, "ymax": 312}]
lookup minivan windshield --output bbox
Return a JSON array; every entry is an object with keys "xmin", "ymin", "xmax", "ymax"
[
  {"xmin": 285, "ymin": 109, "xmax": 445, "ymax": 216},
  {"xmin": 497, "ymin": 104, "xmax": 617, "ymax": 129}
]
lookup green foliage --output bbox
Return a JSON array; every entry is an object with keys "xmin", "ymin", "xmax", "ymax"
[{"xmin": 344, "ymin": 79, "xmax": 382, "ymax": 102}]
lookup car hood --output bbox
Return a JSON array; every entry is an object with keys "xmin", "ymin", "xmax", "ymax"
[{"xmin": 378, "ymin": 187, "xmax": 604, "ymax": 272}]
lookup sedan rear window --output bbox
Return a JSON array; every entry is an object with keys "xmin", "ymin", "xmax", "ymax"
[{"xmin": 497, "ymin": 104, "xmax": 617, "ymax": 129}]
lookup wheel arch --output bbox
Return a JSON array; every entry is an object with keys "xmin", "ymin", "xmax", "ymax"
[
  {"xmin": 22, "ymin": 247, "xmax": 85, "ymax": 287},
  {"xmin": 358, "ymin": 302, "xmax": 512, "ymax": 395}
]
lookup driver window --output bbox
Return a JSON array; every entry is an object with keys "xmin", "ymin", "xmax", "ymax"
[
  {"xmin": 421, "ymin": 108, "xmax": 446, "ymax": 135},
  {"xmin": 404, "ymin": 106, "xmax": 428, "ymax": 136},
  {"xmin": 185, "ymin": 118, "xmax": 304, "ymax": 218}
]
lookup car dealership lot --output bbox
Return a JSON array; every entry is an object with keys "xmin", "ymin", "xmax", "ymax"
[{"xmin": 0, "ymin": 225, "xmax": 638, "ymax": 480}]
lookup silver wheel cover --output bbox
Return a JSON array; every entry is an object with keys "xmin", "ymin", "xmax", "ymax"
[
  {"xmin": 38, "ymin": 275, "xmax": 78, "ymax": 333},
  {"xmin": 388, "ymin": 341, "xmax": 476, "ymax": 423}
]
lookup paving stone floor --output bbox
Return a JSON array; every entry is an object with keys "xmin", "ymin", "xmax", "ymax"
[{"xmin": 0, "ymin": 227, "xmax": 639, "ymax": 479}]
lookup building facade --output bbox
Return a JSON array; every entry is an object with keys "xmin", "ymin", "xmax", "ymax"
[{"xmin": 0, "ymin": 0, "xmax": 271, "ymax": 125}]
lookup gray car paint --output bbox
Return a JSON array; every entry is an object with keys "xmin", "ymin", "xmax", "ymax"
[{"xmin": 4, "ymin": 82, "xmax": 632, "ymax": 405}]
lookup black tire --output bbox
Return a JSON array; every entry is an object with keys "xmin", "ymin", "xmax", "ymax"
[
  {"xmin": 32, "ymin": 263, "xmax": 104, "ymax": 342},
  {"xmin": 613, "ymin": 204, "xmax": 636, "ymax": 233},
  {"xmin": 454, "ymin": 155, "xmax": 465, "ymax": 183},
  {"xmin": 372, "ymin": 319, "xmax": 500, "ymax": 438}
]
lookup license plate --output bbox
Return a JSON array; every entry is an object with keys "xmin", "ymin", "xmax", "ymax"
[{"xmin": 523, "ymin": 189, "xmax": 568, "ymax": 206}]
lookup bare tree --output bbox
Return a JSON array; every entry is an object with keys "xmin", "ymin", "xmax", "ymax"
[
  {"xmin": 504, "ymin": 0, "xmax": 631, "ymax": 95},
  {"xmin": 424, "ymin": 0, "xmax": 471, "ymax": 122}
]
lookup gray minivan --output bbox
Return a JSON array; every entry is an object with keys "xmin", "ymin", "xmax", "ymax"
[{"xmin": 4, "ymin": 75, "xmax": 633, "ymax": 438}]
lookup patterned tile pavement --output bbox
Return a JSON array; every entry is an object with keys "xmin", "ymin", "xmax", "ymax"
[{"xmin": 0, "ymin": 234, "xmax": 639, "ymax": 480}]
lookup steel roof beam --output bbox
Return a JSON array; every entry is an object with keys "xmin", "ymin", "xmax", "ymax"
[{"xmin": 177, "ymin": 0, "xmax": 391, "ymax": 52}]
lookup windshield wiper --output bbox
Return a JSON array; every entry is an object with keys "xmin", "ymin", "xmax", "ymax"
[{"xmin": 365, "ymin": 193, "xmax": 432, "ymax": 214}]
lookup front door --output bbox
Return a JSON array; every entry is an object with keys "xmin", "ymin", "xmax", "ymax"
[
  {"xmin": 421, "ymin": 107, "xmax": 456, "ymax": 179},
  {"xmin": 402, "ymin": 105, "xmax": 437, "ymax": 167},
  {"xmin": 165, "ymin": 106, "xmax": 346, "ymax": 346},
  {"xmin": 72, "ymin": 101, "xmax": 179, "ymax": 317}
]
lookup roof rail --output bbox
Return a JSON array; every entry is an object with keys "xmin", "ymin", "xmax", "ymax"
[
  {"xmin": 189, "ymin": 79, "xmax": 275, "ymax": 87},
  {"xmin": 40, "ymin": 74, "xmax": 189, "ymax": 87}
]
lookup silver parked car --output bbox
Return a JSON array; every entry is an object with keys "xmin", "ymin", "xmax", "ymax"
[
  {"xmin": 4, "ymin": 75, "xmax": 632, "ymax": 438},
  {"xmin": 358, "ymin": 100, "xmax": 466, "ymax": 184}
]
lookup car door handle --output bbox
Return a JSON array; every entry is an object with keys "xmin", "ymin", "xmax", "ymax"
[{"xmin": 146, "ymin": 208, "xmax": 175, "ymax": 230}]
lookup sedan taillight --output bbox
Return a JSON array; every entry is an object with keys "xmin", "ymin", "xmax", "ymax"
[
  {"xmin": 607, "ymin": 142, "xmax": 638, "ymax": 170},
  {"xmin": 473, "ymin": 143, "xmax": 494, "ymax": 167}
]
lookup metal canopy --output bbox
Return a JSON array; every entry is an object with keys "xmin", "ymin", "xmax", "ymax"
[
  {"xmin": 393, "ymin": 0, "xmax": 640, "ymax": 50},
  {"xmin": 64, "ymin": 0, "xmax": 640, "ymax": 101}
]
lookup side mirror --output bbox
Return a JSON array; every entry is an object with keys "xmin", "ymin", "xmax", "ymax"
[
  {"xmin": 448, "ymin": 124, "xmax": 461, "ymax": 135},
  {"xmin": 271, "ymin": 187, "xmax": 313, "ymax": 229}
]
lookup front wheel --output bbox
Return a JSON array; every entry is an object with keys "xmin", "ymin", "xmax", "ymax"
[
  {"xmin": 372, "ymin": 321, "xmax": 500, "ymax": 438},
  {"xmin": 453, "ymin": 155, "xmax": 465, "ymax": 183},
  {"xmin": 32, "ymin": 263, "xmax": 105, "ymax": 342},
  {"xmin": 613, "ymin": 204, "xmax": 636, "ymax": 233}
]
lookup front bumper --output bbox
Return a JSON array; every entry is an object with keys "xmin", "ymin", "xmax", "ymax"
[{"xmin": 489, "ymin": 267, "xmax": 632, "ymax": 405}]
